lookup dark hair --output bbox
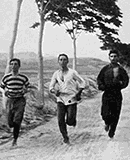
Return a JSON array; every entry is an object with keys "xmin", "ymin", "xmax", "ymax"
[
  {"xmin": 109, "ymin": 50, "xmax": 119, "ymax": 57},
  {"xmin": 58, "ymin": 53, "xmax": 69, "ymax": 61},
  {"xmin": 9, "ymin": 58, "xmax": 21, "ymax": 67}
]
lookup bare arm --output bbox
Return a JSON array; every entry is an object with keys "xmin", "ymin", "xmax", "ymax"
[{"xmin": 73, "ymin": 70, "xmax": 86, "ymax": 90}]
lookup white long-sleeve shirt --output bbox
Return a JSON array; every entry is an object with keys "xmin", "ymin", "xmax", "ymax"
[{"xmin": 49, "ymin": 68, "xmax": 87, "ymax": 105}]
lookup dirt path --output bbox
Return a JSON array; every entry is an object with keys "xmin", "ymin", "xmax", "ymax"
[{"xmin": 0, "ymin": 85, "xmax": 130, "ymax": 160}]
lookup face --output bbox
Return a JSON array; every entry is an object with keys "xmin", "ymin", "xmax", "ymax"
[
  {"xmin": 109, "ymin": 53, "xmax": 118, "ymax": 64},
  {"xmin": 10, "ymin": 60, "xmax": 20, "ymax": 72},
  {"xmin": 58, "ymin": 55, "xmax": 68, "ymax": 68}
]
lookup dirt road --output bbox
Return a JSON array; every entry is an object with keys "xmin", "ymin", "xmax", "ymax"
[{"xmin": 0, "ymin": 85, "xmax": 130, "ymax": 160}]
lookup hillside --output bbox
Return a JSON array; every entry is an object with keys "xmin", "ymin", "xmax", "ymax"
[
  {"xmin": 0, "ymin": 52, "xmax": 108, "ymax": 85},
  {"xmin": 0, "ymin": 52, "xmax": 108, "ymax": 72}
]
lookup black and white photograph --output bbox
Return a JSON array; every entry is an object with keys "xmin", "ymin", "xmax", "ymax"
[{"xmin": 0, "ymin": 0, "xmax": 130, "ymax": 159}]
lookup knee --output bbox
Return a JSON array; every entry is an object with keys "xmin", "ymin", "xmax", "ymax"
[
  {"xmin": 66, "ymin": 118, "xmax": 76, "ymax": 126},
  {"xmin": 8, "ymin": 122, "xmax": 14, "ymax": 128}
]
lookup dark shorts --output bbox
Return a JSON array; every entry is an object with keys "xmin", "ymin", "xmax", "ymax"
[
  {"xmin": 6, "ymin": 97, "xmax": 26, "ymax": 127},
  {"xmin": 57, "ymin": 102, "xmax": 77, "ymax": 126}
]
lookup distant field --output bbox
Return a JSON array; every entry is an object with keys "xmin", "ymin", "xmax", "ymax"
[{"xmin": 0, "ymin": 57, "xmax": 108, "ymax": 84}]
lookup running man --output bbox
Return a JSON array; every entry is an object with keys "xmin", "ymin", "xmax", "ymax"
[
  {"xmin": 97, "ymin": 50, "xmax": 129, "ymax": 138},
  {"xmin": 0, "ymin": 58, "xmax": 36, "ymax": 146},
  {"xmin": 49, "ymin": 53, "xmax": 88, "ymax": 144}
]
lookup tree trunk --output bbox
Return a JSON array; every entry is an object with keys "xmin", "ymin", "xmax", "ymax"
[
  {"xmin": 72, "ymin": 35, "xmax": 77, "ymax": 70},
  {"xmin": 5, "ymin": 0, "xmax": 23, "ymax": 74},
  {"xmin": 37, "ymin": 15, "xmax": 45, "ymax": 108}
]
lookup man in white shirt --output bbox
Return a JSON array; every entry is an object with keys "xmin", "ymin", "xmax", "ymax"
[{"xmin": 49, "ymin": 54, "xmax": 87, "ymax": 144}]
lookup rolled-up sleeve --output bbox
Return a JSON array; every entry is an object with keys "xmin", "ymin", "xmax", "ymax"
[
  {"xmin": 49, "ymin": 72, "xmax": 57, "ymax": 92},
  {"xmin": 73, "ymin": 71, "xmax": 86, "ymax": 89}
]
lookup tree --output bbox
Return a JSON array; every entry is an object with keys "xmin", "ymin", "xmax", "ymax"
[
  {"xmin": 99, "ymin": 36, "xmax": 130, "ymax": 67},
  {"xmin": 114, "ymin": 42, "xmax": 130, "ymax": 67},
  {"xmin": 64, "ymin": 21, "xmax": 82, "ymax": 70},
  {"xmin": 32, "ymin": 0, "xmax": 50, "ymax": 108},
  {"xmin": 32, "ymin": 0, "xmax": 122, "ymax": 107},
  {"xmin": 48, "ymin": 0, "xmax": 122, "ymax": 69},
  {"xmin": 5, "ymin": 0, "xmax": 24, "ymax": 74},
  {"xmin": 32, "ymin": 0, "xmax": 68, "ymax": 108}
]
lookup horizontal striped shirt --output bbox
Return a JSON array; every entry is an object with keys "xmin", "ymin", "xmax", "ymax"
[{"xmin": 0, "ymin": 73, "xmax": 30, "ymax": 98}]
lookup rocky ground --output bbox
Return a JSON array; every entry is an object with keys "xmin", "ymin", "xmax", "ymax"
[{"xmin": 0, "ymin": 83, "xmax": 130, "ymax": 159}]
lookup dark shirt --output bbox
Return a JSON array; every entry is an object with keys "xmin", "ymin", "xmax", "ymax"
[{"xmin": 97, "ymin": 63, "xmax": 129, "ymax": 93}]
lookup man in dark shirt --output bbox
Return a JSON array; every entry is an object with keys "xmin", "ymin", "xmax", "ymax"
[
  {"xmin": 0, "ymin": 58, "xmax": 36, "ymax": 147},
  {"xmin": 97, "ymin": 50, "xmax": 129, "ymax": 138}
]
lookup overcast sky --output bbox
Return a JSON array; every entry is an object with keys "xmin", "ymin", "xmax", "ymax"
[{"xmin": 0, "ymin": 0, "xmax": 130, "ymax": 61}]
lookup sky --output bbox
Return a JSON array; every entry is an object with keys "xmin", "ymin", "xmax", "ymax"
[{"xmin": 0, "ymin": 0, "xmax": 130, "ymax": 62}]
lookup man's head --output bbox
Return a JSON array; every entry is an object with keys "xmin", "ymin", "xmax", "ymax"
[
  {"xmin": 109, "ymin": 50, "xmax": 119, "ymax": 64},
  {"xmin": 58, "ymin": 53, "xmax": 69, "ymax": 68},
  {"xmin": 9, "ymin": 58, "xmax": 21, "ymax": 73}
]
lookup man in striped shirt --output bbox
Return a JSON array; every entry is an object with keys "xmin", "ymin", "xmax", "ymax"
[{"xmin": 0, "ymin": 58, "xmax": 32, "ymax": 147}]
